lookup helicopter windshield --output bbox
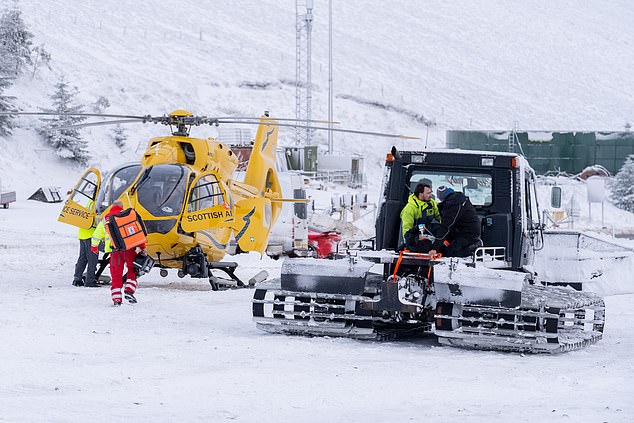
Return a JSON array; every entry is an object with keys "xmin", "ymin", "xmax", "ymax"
[
  {"xmin": 96, "ymin": 164, "xmax": 142, "ymax": 213},
  {"xmin": 137, "ymin": 164, "xmax": 190, "ymax": 217}
]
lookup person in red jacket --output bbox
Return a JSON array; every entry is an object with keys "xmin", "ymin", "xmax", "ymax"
[{"xmin": 91, "ymin": 201, "xmax": 146, "ymax": 306}]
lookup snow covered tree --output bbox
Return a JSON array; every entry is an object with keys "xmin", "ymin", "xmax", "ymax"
[
  {"xmin": 112, "ymin": 124, "xmax": 127, "ymax": 149},
  {"xmin": 0, "ymin": 7, "xmax": 34, "ymax": 76},
  {"xmin": 0, "ymin": 76, "xmax": 16, "ymax": 136},
  {"xmin": 610, "ymin": 154, "xmax": 634, "ymax": 213},
  {"xmin": 30, "ymin": 43, "xmax": 51, "ymax": 79},
  {"xmin": 39, "ymin": 77, "xmax": 90, "ymax": 165},
  {"xmin": 92, "ymin": 96, "xmax": 110, "ymax": 113}
]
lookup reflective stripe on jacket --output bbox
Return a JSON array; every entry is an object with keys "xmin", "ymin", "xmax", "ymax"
[{"xmin": 400, "ymin": 193, "xmax": 440, "ymax": 241}]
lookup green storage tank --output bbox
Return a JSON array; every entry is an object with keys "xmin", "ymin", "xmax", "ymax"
[{"xmin": 446, "ymin": 130, "xmax": 634, "ymax": 175}]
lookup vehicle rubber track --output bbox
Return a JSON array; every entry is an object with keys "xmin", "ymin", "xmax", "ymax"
[
  {"xmin": 434, "ymin": 284, "xmax": 605, "ymax": 353},
  {"xmin": 252, "ymin": 282, "xmax": 429, "ymax": 340}
]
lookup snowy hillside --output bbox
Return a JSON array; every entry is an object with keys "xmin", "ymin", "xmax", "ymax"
[{"xmin": 2, "ymin": 0, "xmax": 634, "ymax": 192}]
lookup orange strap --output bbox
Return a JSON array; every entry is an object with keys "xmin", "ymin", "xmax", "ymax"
[
  {"xmin": 393, "ymin": 250, "xmax": 442, "ymax": 283},
  {"xmin": 393, "ymin": 249, "xmax": 406, "ymax": 282}
]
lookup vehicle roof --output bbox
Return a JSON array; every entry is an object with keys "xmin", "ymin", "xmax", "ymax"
[{"xmin": 401, "ymin": 148, "xmax": 520, "ymax": 158}]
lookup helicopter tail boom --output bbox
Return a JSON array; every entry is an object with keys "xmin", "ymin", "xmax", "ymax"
[{"xmin": 243, "ymin": 116, "xmax": 282, "ymax": 225}]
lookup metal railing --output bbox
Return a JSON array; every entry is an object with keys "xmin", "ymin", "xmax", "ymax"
[{"xmin": 474, "ymin": 246, "xmax": 508, "ymax": 268}]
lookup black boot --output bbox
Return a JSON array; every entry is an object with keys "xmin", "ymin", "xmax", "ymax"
[
  {"xmin": 72, "ymin": 279, "xmax": 84, "ymax": 287},
  {"xmin": 113, "ymin": 301, "xmax": 122, "ymax": 307},
  {"xmin": 124, "ymin": 292, "xmax": 137, "ymax": 304}
]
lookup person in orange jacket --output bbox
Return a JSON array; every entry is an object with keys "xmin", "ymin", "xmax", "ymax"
[{"xmin": 91, "ymin": 201, "xmax": 146, "ymax": 306}]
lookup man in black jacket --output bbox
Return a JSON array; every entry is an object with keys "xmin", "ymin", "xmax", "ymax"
[{"xmin": 429, "ymin": 186, "xmax": 482, "ymax": 257}]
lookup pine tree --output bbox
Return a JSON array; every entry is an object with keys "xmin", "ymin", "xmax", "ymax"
[
  {"xmin": 30, "ymin": 43, "xmax": 51, "ymax": 79},
  {"xmin": 39, "ymin": 77, "xmax": 90, "ymax": 165},
  {"xmin": 93, "ymin": 96, "xmax": 110, "ymax": 113},
  {"xmin": 0, "ymin": 76, "xmax": 16, "ymax": 136},
  {"xmin": 112, "ymin": 124, "xmax": 127, "ymax": 149},
  {"xmin": 0, "ymin": 7, "xmax": 34, "ymax": 76},
  {"xmin": 610, "ymin": 154, "xmax": 634, "ymax": 213}
]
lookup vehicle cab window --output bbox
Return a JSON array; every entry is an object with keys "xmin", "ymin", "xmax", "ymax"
[
  {"xmin": 96, "ymin": 164, "xmax": 142, "ymax": 213},
  {"xmin": 409, "ymin": 171, "xmax": 493, "ymax": 208}
]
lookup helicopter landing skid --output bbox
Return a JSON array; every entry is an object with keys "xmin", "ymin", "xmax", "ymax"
[{"xmin": 207, "ymin": 262, "xmax": 246, "ymax": 291}]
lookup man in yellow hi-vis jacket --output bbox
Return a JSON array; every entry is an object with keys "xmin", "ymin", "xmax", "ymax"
[
  {"xmin": 72, "ymin": 201, "xmax": 98, "ymax": 287},
  {"xmin": 400, "ymin": 181, "xmax": 440, "ymax": 245}
]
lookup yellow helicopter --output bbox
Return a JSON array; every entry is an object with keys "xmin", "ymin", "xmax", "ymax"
[{"xmin": 4, "ymin": 109, "xmax": 416, "ymax": 288}]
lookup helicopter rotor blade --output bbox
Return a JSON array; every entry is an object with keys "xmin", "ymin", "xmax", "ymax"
[
  {"xmin": 0, "ymin": 111, "xmax": 152, "ymax": 120},
  {"xmin": 212, "ymin": 117, "xmax": 340, "ymax": 124},
  {"xmin": 10, "ymin": 111, "xmax": 417, "ymax": 139},
  {"xmin": 55, "ymin": 119, "xmax": 146, "ymax": 130},
  {"xmin": 0, "ymin": 111, "xmax": 339, "ymax": 125},
  {"xmin": 215, "ymin": 120, "xmax": 419, "ymax": 139}
]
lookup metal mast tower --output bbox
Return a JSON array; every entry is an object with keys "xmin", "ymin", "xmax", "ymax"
[
  {"xmin": 295, "ymin": 0, "xmax": 313, "ymax": 146},
  {"xmin": 327, "ymin": 0, "xmax": 333, "ymax": 153}
]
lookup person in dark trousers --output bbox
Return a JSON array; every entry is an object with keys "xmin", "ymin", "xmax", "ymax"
[
  {"xmin": 429, "ymin": 186, "xmax": 482, "ymax": 257},
  {"xmin": 72, "ymin": 202, "xmax": 98, "ymax": 287},
  {"xmin": 403, "ymin": 216, "xmax": 442, "ymax": 253}
]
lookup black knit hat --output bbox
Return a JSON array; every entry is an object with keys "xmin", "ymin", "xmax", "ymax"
[{"xmin": 436, "ymin": 185, "xmax": 454, "ymax": 201}]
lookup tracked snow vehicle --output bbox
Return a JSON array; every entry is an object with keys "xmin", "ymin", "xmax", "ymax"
[{"xmin": 252, "ymin": 148, "xmax": 605, "ymax": 353}]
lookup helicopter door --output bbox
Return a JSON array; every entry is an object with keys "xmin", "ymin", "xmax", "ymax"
[
  {"xmin": 181, "ymin": 171, "xmax": 234, "ymax": 232},
  {"xmin": 58, "ymin": 168, "xmax": 101, "ymax": 229}
]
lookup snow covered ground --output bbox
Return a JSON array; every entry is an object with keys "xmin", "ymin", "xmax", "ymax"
[
  {"xmin": 1, "ymin": 200, "xmax": 634, "ymax": 422},
  {"xmin": 2, "ymin": 1, "xmax": 634, "ymax": 421}
]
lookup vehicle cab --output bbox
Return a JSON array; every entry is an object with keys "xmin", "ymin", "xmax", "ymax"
[{"xmin": 375, "ymin": 148, "xmax": 542, "ymax": 270}]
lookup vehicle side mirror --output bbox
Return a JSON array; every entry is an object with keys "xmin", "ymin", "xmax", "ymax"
[{"xmin": 550, "ymin": 186, "xmax": 562, "ymax": 209}]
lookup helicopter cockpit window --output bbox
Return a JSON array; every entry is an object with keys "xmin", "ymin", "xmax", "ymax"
[
  {"xmin": 137, "ymin": 164, "xmax": 189, "ymax": 217},
  {"xmin": 95, "ymin": 164, "xmax": 142, "ymax": 213},
  {"xmin": 188, "ymin": 174, "xmax": 226, "ymax": 212},
  {"xmin": 71, "ymin": 172, "xmax": 99, "ymax": 208},
  {"xmin": 410, "ymin": 171, "xmax": 493, "ymax": 206},
  {"xmin": 110, "ymin": 165, "xmax": 142, "ymax": 203}
]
